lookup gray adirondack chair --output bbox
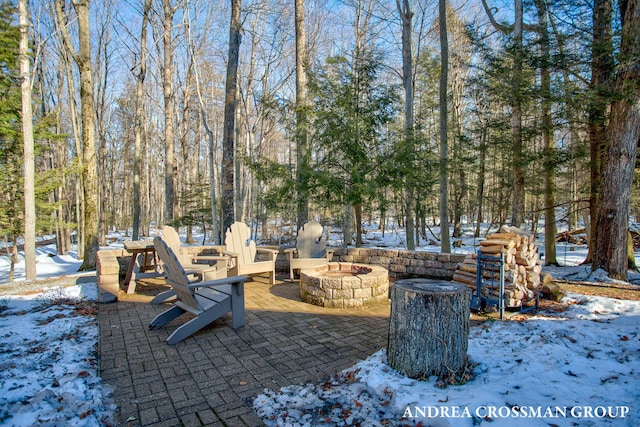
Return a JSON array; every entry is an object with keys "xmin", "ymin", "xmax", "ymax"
[
  {"xmin": 150, "ymin": 237, "xmax": 247, "ymax": 345},
  {"xmin": 151, "ymin": 226, "xmax": 228, "ymax": 304},
  {"xmin": 284, "ymin": 221, "xmax": 333, "ymax": 281},
  {"xmin": 224, "ymin": 222, "xmax": 278, "ymax": 284}
]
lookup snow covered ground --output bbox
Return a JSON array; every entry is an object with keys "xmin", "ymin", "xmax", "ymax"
[
  {"xmin": 0, "ymin": 225, "xmax": 639, "ymax": 426},
  {"xmin": 254, "ymin": 294, "xmax": 640, "ymax": 426},
  {"xmin": 0, "ymin": 284, "xmax": 115, "ymax": 426},
  {"xmin": 0, "ymin": 242, "xmax": 115, "ymax": 426}
]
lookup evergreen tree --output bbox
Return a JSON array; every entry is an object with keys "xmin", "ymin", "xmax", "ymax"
[
  {"xmin": 0, "ymin": 2, "xmax": 24, "ymax": 279},
  {"xmin": 308, "ymin": 53, "xmax": 397, "ymax": 247}
]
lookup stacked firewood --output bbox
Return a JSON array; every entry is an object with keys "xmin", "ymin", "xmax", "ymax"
[{"xmin": 453, "ymin": 226, "xmax": 542, "ymax": 308}]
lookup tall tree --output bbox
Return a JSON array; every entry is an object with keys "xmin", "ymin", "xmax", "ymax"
[
  {"xmin": 221, "ymin": 0, "xmax": 242, "ymax": 233},
  {"xmin": 55, "ymin": 0, "xmax": 99, "ymax": 270},
  {"xmin": 592, "ymin": 0, "xmax": 640, "ymax": 280},
  {"xmin": 132, "ymin": 0, "xmax": 151, "ymax": 240},
  {"xmin": 19, "ymin": 0, "xmax": 35, "ymax": 280},
  {"xmin": 482, "ymin": 0, "xmax": 525, "ymax": 227},
  {"xmin": 438, "ymin": 0, "xmax": 451, "ymax": 253},
  {"xmin": 184, "ymin": 0, "xmax": 222, "ymax": 243},
  {"xmin": 534, "ymin": 0, "xmax": 558, "ymax": 265},
  {"xmin": 0, "ymin": 2, "xmax": 23, "ymax": 281},
  {"xmin": 396, "ymin": 0, "xmax": 416, "ymax": 250},
  {"xmin": 295, "ymin": 0, "xmax": 309, "ymax": 229},
  {"xmin": 94, "ymin": 2, "xmax": 115, "ymax": 246},
  {"xmin": 586, "ymin": 0, "xmax": 614, "ymax": 262},
  {"xmin": 162, "ymin": 0, "xmax": 177, "ymax": 223}
]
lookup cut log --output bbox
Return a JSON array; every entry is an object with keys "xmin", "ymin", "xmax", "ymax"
[
  {"xmin": 453, "ymin": 273, "xmax": 476, "ymax": 287},
  {"xmin": 500, "ymin": 225, "xmax": 534, "ymax": 239},
  {"xmin": 487, "ymin": 232, "xmax": 521, "ymax": 242},
  {"xmin": 479, "ymin": 244, "xmax": 508, "ymax": 253},
  {"xmin": 458, "ymin": 263, "xmax": 478, "ymax": 274},
  {"xmin": 388, "ymin": 279, "xmax": 470, "ymax": 379},
  {"xmin": 480, "ymin": 239, "xmax": 516, "ymax": 248}
]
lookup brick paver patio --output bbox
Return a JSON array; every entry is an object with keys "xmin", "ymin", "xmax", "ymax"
[{"xmin": 99, "ymin": 275, "xmax": 390, "ymax": 426}]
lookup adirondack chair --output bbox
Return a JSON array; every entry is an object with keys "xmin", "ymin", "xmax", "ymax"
[
  {"xmin": 150, "ymin": 237, "xmax": 247, "ymax": 345},
  {"xmin": 284, "ymin": 221, "xmax": 334, "ymax": 281},
  {"xmin": 160, "ymin": 225, "xmax": 228, "ymax": 280},
  {"xmin": 150, "ymin": 226, "xmax": 228, "ymax": 304},
  {"xmin": 224, "ymin": 222, "xmax": 279, "ymax": 284}
]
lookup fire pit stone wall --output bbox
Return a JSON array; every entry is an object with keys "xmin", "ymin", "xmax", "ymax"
[{"xmin": 300, "ymin": 262, "xmax": 389, "ymax": 308}]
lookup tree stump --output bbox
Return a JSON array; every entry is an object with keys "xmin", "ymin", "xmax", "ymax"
[{"xmin": 388, "ymin": 279, "xmax": 470, "ymax": 379}]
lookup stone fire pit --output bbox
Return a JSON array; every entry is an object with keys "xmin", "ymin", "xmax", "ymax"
[{"xmin": 299, "ymin": 262, "xmax": 389, "ymax": 308}]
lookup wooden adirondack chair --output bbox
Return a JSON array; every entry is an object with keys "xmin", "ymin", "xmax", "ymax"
[
  {"xmin": 150, "ymin": 226, "xmax": 228, "ymax": 304},
  {"xmin": 160, "ymin": 225, "xmax": 228, "ymax": 280},
  {"xmin": 224, "ymin": 222, "xmax": 278, "ymax": 284},
  {"xmin": 150, "ymin": 237, "xmax": 247, "ymax": 345},
  {"xmin": 284, "ymin": 221, "xmax": 333, "ymax": 281}
]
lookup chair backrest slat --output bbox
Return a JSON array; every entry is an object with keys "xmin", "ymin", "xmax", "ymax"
[
  {"xmin": 225, "ymin": 222, "xmax": 257, "ymax": 265},
  {"xmin": 296, "ymin": 221, "xmax": 326, "ymax": 259},
  {"xmin": 161, "ymin": 225, "xmax": 192, "ymax": 265},
  {"xmin": 153, "ymin": 237, "xmax": 200, "ymax": 311}
]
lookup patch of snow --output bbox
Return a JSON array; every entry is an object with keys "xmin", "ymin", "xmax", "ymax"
[{"xmin": 0, "ymin": 285, "xmax": 115, "ymax": 426}]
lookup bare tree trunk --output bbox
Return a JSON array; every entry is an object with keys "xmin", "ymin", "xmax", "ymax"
[
  {"xmin": 548, "ymin": 11, "xmax": 584, "ymax": 235},
  {"xmin": 55, "ymin": 0, "xmax": 99, "ymax": 270},
  {"xmin": 19, "ymin": 0, "xmax": 36, "ymax": 280},
  {"xmin": 54, "ymin": 64, "xmax": 71, "ymax": 255},
  {"xmin": 54, "ymin": 6, "xmax": 83, "ymax": 258},
  {"xmin": 481, "ymin": 0, "xmax": 525, "ymax": 228},
  {"xmin": 162, "ymin": 0, "xmax": 177, "ymax": 224},
  {"xmin": 474, "ymin": 126, "xmax": 487, "ymax": 238},
  {"xmin": 448, "ymin": 10, "xmax": 470, "ymax": 241},
  {"xmin": 221, "ymin": 0, "xmax": 242, "ymax": 233},
  {"xmin": 133, "ymin": 0, "xmax": 151, "ymax": 240},
  {"xmin": 396, "ymin": 0, "xmax": 415, "ymax": 250},
  {"xmin": 593, "ymin": 0, "xmax": 640, "ymax": 280},
  {"xmin": 439, "ymin": 0, "xmax": 451, "ymax": 253},
  {"xmin": 586, "ymin": 0, "xmax": 614, "ymax": 263},
  {"xmin": 534, "ymin": 0, "xmax": 558, "ymax": 265},
  {"xmin": 184, "ymin": 2, "xmax": 221, "ymax": 243},
  {"xmin": 94, "ymin": 3, "xmax": 113, "ymax": 247},
  {"xmin": 295, "ymin": 0, "xmax": 309, "ymax": 228},
  {"xmin": 510, "ymin": 0, "xmax": 525, "ymax": 228}
]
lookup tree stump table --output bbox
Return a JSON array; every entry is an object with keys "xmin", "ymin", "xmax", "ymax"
[{"xmin": 388, "ymin": 279, "xmax": 470, "ymax": 379}]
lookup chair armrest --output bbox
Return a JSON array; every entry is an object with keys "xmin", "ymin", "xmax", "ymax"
[
  {"xmin": 198, "ymin": 245, "xmax": 226, "ymax": 254},
  {"xmin": 283, "ymin": 248, "xmax": 296, "ymax": 254},
  {"xmin": 183, "ymin": 265, "xmax": 218, "ymax": 276},
  {"xmin": 223, "ymin": 250, "xmax": 239, "ymax": 258},
  {"xmin": 257, "ymin": 247, "xmax": 279, "ymax": 260},
  {"xmin": 188, "ymin": 275, "xmax": 248, "ymax": 290},
  {"xmin": 192, "ymin": 254, "xmax": 229, "ymax": 263}
]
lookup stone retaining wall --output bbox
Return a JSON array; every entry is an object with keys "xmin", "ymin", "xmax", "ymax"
[
  {"xmin": 327, "ymin": 248, "xmax": 466, "ymax": 281},
  {"xmin": 271, "ymin": 247, "xmax": 466, "ymax": 281}
]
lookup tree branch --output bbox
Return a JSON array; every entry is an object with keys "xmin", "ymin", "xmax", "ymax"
[{"xmin": 480, "ymin": 0, "xmax": 512, "ymax": 34}]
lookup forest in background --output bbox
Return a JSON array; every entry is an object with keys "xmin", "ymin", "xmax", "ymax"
[{"xmin": 1, "ymin": 0, "xmax": 639, "ymax": 280}]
